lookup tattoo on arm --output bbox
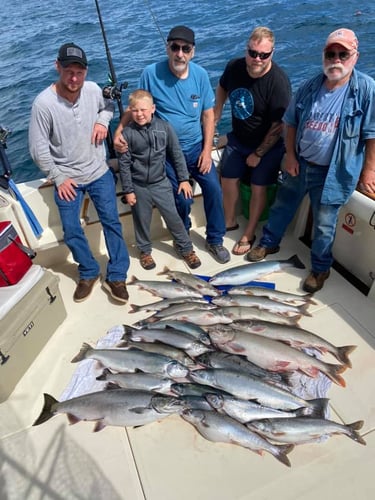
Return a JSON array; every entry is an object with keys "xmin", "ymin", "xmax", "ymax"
[{"xmin": 255, "ymin": 122, "xmax": 283, "ymax": 158}]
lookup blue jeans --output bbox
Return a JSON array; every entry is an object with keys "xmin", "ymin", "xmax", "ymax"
[
  {"xmin": 166, "ymin": 142, "xmax": 226, "ymax": 245},
  {"xmin": 259, "ymin": 159, "xmax": 341, "ymax": 273},
  {"xmin": 54, "ymin": 169, "xmax": 130, "ymax": 281}
]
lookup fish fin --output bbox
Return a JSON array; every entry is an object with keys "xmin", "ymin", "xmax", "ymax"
[
  {"xmin": 299, "ymin": 303, "xmax": 313, "ymax": 317},
  {"xmin": 70, "ymin": 342, "xmax": 92, "ymax": 363},
  {"xmin": 286, "ymin": 254, "xmax": 305, "ymax": 269},
  {"xmin": 104, "ymin": 382, "xmax": 120, "ymax": 390},
  {"xmin": 93, "ymin": 419, "xmax": 106, "ymax": 432},
  {"xmin": 129, "ymin": 304, "xmax": 140, "ymax": 313},
  {"xmin": 127, "ymin": 275, "xmax": 138, "ymax": 285},
  {"xmin": 226, "ymin": 341, "xmax": 246, "ymax": 354},
  {"xmin": 129, "ymin": 406, "xmax": 150, "ymax": 414},
  {"xmin": 275, "ymin": 444, "xmax": 294, "ymax": 467},
  {"xmin": 157, "ymin": 266, "xmax": 171, "ymax": 276},
  {"xmin": 122, "ymin": 324, "xmax": 137, "ymax": 337},
  {"xmin": 96, "ymin": 368, "xmax": 112, "ymax": 381},
  {"xmin": 335, "ymin": 345, "xmax": 357, "ymax": 368},
  {"xmin": 116, "ymin": 340, "xmax": 129, "ymax": 348},
  {"xmin": 66, "ymin": 413, "xmax": 81, "ymax": 425},
  {"xmin": 299, "ymin": 366, "xmax": 320, "ymax": 378},
  {"xmin": 346, "ymin": 421, "xmax": 366, "ymax": 445},
  {"xmin": 32, "ymin": 393, "xmax": 59, "ymax": 426}
]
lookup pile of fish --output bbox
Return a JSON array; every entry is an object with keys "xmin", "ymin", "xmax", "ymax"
[{"xmin": 33, "ymin": 259, "xmax": 366, "ymax": 468}]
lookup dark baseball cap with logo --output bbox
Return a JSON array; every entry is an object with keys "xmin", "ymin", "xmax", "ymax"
[{"xmin": 57, "ymin": 43, "xmax": 88, "ymax": 68}]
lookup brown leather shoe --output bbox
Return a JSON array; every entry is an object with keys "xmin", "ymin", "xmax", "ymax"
[
  {"xmin": 73, "ymin": 275, "xmax": 100, "ymax": 302},
  {"xmin": 140, "ymin": 252, "xmax": 156, "ymax": 270},
  {"xmin": 246, "ymin": 245, "xmax": 280, "ymax": 262},
  {"xmin": 102, "ymin": 280, "xmax": 129, "ymax": 303},
  {"xmin": 182, "ymin": 250, "xmax": 201, "ymax": 269},
  {"xmin": 302, "ymin": 271, "xmax": 330, "ymax": 293}
]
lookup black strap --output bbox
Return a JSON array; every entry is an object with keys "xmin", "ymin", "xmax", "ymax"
[{"xmin": 9, "ymin": 236, "xmax": 36, "ymax": 259}]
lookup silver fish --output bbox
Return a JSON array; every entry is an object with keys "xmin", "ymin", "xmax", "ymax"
[
  {"xmin": 209, "ymin": 255, "xmax": 305, "ymax": 286},
  {"xmin": 179, "ymin": 395, "xmax": 214, "ymax": 411},
  {"xmin": 159, "ymin": 308, "xmax": 233, "ymax": 326},
  {"xmin": 96, "ymin": 369, "xmax": 174, "ymax": 394},
  {"xmin": 189, "ymin": 369, "xmax": 329, "ymax": 414},
  {"xmin": 208, "ymin": 329, "xmax": 347, "ymax": 386},
  {"xmin": 127, "ymin": 275, "xmax": 203, "ymax": 299},
  {"xmin": 152, "ymin": 301, "xmax": 217, "ymax": 318},
  {"xmin": 220, "ymin": 305, "xmax": 300, "ymax": 326},
  {"xmin": 247, "ymin": 417, "xmax": 366, "ymax": 445},
  {"xmin": 206, "ymin": 394, "xmax": 309, "ymax": 423},
  {"xmin": 230, "ymin": 320, "xmax": 356, "ymax": 368},
  {"xmin": 122, "ymin": 326, "xmax": 212, "ymax": 358},
  {"xmin": 229, "ymin": 285, "xmax": 317, "ymax": 305},
  {"xmin": 195, "ymin": 349, "xmax": 289, "ymax": 386},
  {"xmin": 181, "ymin": 409, "xmax": 294, "ymax": 467},
  {"xmin": 129, "ymin": 297, "xmax": 208, "ymax": 313},
  {"xmin": 171, "ymin": 383, "xmax": 229, "ymax": 398},
  {"xmin": 33, "ymin": 389, "xmax": 185, "ymax": 430},
  {"xmin": 142, "ymin": 320, "xmax": 212, "ymax": 346},
  {"xmin": 158, "ymin": 266, "xmax": 221, "ymax": 297},
  {"xmin": 71, "ymin": 342, "xmax": 189, "ymax": 378},
  {"xmin": 117, "ymin": 339, "xmax": 197, "ymax": 368},
  {"xmin": 212, "ymin": 294, "xmax": 312, "ymax": 317}
]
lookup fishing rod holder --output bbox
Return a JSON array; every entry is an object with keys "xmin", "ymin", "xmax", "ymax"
[{"xmin": 102, "ymin": 81, "xmax": 128, "ymax": 101}]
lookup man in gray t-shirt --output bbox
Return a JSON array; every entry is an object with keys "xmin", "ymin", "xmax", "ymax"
[{"xmin": 29, "ymin": 43, "xmax": 130, "ymax": 304}]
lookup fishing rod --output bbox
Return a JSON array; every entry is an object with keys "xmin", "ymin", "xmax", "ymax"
[
  {"xmin": 94, "ymin": 0, "xmax": 127, "ymax": 159},
  {"xmin": 0, "ymin": 126, "xmax": 12, "ymax": 188}
]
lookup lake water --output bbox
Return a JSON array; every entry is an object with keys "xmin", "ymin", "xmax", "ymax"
[{"xmin": 1, "ymin": 0, "xmax": 374, "ymax": 182}]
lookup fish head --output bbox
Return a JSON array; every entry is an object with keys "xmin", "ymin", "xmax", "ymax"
[
  {"xmin": 180, "ymin": 408, "xmax": 205, "ymax": 425},
  {"xmin": 199, "ymin": 332, "xmax": 212, "ymax": 346},
  {"xmin": 152, "ymin": 396, "xmax": 186, "ymax": 414},
  {"xmin": 208, "ymin": 328, "xmax": 234, "ymax": 345},
  {"xmin": 188, "ymin": 369, "xmax": 213, "ymax": 385},
  {"xmin": 166, "ymin": 361, "xmax": 189, "ymax": 379},
  {"xmin": 205, "ymin": 393, "xmax": 224, "ymax": 410}
]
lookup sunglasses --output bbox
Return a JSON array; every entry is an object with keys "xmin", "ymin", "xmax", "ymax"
[
  {"xmin": 324, "ymin": 50, "xmax": 355, "ymax": 62},
  {"xmin": 169, "ymin": 42, "xmax": 193, "ymax": 54},
  {"xmin": 247, "ymin": 48, "xmax": 273, "ymax": 60}
]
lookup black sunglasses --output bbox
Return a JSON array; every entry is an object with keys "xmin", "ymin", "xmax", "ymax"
[
  {"xmin": 169, "ymin": 42, "xmax": 193, "ymax": 54},
  {"xmin": 247, "ymin": 48, "xmax": 273, "ymax": 60},
  {"xmin": 324, "ymin": 50, "xmax": 355, "ymax": 62}
]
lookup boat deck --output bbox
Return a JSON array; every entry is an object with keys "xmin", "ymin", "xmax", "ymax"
[{"xmin": 1, "ymin": 213, "xmax": 374, "ymax": 500}]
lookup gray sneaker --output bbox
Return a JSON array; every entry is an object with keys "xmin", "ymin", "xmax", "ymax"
[{"xmin": 205, "ymin": 243, "xmax": 230, "ymax": 264}]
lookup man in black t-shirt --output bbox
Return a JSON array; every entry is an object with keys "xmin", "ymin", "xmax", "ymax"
[{"xmin": 215, "ymin": 26, "xmax": 291, "ymax": 255}]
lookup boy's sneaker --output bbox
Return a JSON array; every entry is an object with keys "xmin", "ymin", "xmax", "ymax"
[
  {"xmin": 205, "ymin": 243, "xmax": 230, "ymax": 264},
  {"xmin": 102, "ymin": 280, "xmax": 129, "ymax": 304},
  {"xmin": 182, "ymin": 250, "xmax": 201, "ymax": 269}
]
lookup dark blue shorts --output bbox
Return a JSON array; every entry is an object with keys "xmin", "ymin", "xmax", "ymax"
[{"xmin": 220, "ymin": 132, "xmax": 284, "ymax": 186}]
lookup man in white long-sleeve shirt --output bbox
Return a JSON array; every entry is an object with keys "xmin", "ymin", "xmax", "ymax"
[{"xmin": 29, "ymin": 43, "xmax": 130, "ymax": 303}]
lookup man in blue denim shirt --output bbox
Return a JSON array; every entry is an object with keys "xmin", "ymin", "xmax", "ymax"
[{"xmin": 248, "ymin": 28, "xmax": 375, "ymax": 293}]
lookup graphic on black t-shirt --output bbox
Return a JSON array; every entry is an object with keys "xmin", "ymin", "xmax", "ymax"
[{"xmin": 229, "ymin": 88, "xmax": 254, "ymax": 120}]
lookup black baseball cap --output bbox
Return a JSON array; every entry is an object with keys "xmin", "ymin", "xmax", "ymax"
[
  {"xmin": 167, "ymin": 26, "xmax": 195, "ymax": 45},
  {"xmin": 57, "ymin": 43, "xmax": 88, "ymax": 68}
]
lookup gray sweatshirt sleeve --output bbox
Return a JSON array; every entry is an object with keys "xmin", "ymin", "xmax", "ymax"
[{"xmin": 118, "ymin": 130, "xmax": 134, "ymax": 193}]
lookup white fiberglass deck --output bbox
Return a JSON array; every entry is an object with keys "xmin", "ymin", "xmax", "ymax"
[{"xmin": 1, "ymin": 214, "xmax": 374, "ymax": 500}]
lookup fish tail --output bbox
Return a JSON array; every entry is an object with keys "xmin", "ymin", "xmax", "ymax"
[
  {"xmin": 274, "ymin": 443, "xmax": 294, "ymax": 467},
  {"xmin": 70, "ymin": 342, "xmax": 92, "ymax": 363},
  {"xmin": 309, "ymin": 398, "xmax": 330, "ymax": 418},
  {"xmin": 127, "ymin": 275, "xmax": 138, "ymax": 285},
  {"xmin": 324, "ymin": 363, "xmax": 347, "ymax": 387},
  {"xmin": 305, "ymin": 294, "xmax": 318, "ymax": 305},
  {"xmin": 287, "ymin": 254, "xmax": 305, "ymax": 269},
  {"xmin": 96, "ymin": 368, "xmax": 111, "ymax": 381},
  {"xmin": 347, "ymin": 421, "xmax": 366, "ymax": 445},
  {"xmin": 32, "ymin": 393, "xmax": 58, "ymax": 426},
  {"xmin": 336, "ymin": 345, "xmax": 357, "ymax": 368}
]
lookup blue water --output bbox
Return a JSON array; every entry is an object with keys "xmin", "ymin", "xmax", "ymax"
[{"xmin": 1, "ymin": 0, "xmax": 374, "ymax": 182}]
